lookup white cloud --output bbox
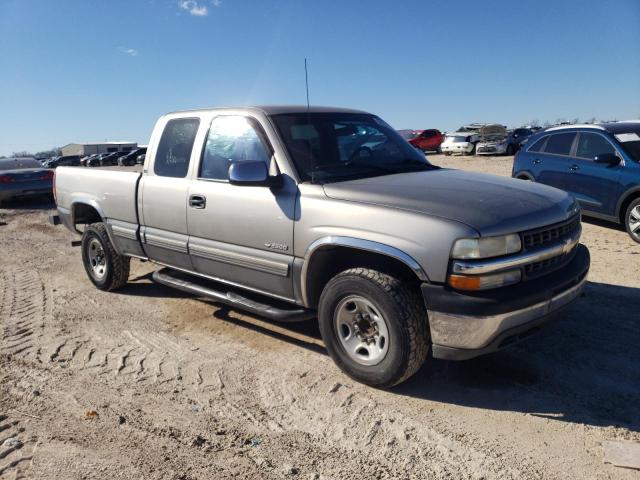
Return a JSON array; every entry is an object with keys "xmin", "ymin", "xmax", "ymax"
[
  {"xmin": 180, "ymin": 0, "xmax": 208, "ymax": 16},
  {"xmin": 211, "ymin": 0, "xmax": 222, "ymax": 6},
  {"xmin": 119, "ymin": 47, "xmax": 139, "ymax": 57}
]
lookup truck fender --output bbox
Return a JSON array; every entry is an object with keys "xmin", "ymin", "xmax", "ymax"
[{"xmin": 300, "ymin": 236, "xmax": 429, "ymax": 307}]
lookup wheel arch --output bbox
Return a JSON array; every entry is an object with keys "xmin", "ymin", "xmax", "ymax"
[
  {"xmin": 514, "ymin": 171, "xmax": 535, "ymax": 181},
  {"xmin": 300, "ymin": 237, "xmax": 429, "ymax": 308},
  {"xmin": 616, "ymin": 187, "xmax": 640, "ymax": 224},
  {"xmin": 70, "ymin": 200, "xmax": 122, "ymax": 255},
  {"xmin": 71, "ymin": 200, "xmax": 104, "ymax": 231}
]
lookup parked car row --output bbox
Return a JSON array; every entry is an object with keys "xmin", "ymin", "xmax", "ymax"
[
  {"xmin": 39, "ymin": 148, "xmax": 146, "ymax": 169},
  {"xmin": 400, "ymin": 124, "xmax": 535, "ymax": 157}
]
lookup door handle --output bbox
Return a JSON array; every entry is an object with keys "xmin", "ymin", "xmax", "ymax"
[
  {"xmin": 533, "ymin": 159, "xmax": 541, "ymax": 165},
  {"xmin": 189, "ymin": 194, "xmax": 206, "ymax": 209},
  {"xmin": 569, "ymin": 164, "xmax": 579, "ymax": 172}
]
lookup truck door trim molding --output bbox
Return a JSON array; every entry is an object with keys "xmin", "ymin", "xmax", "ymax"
[
  {"xmin": 300, "ymin": 236, "xmax": 429, "ymax": 306},
  {"xmin": 153, "ymin": 261, "xmax": 297, "ymax": 303},
  {"xmin": 188, "ymin": 242, "xmax": 290, "ymax": 277},
  {"xmin": 142, "ymin": 228, "xmax": 189, "ymax": 254}
]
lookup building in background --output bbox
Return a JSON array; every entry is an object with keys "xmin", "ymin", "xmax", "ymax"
[{"xmin": 60, "ymin": 142, "xmax": 138, "ymax": 156}]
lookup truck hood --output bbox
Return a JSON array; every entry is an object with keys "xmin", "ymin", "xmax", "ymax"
[{"xmin": 322, "ymin": 169, "xmax": 578, "ymax": 236}]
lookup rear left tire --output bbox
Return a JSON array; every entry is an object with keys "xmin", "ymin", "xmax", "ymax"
[{"xmin": 81, "ymin": 223, "xmax": 130, "ymax": 291}]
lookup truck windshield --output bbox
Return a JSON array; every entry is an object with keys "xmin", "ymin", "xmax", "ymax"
[{"xmin": 271, "ymin": 113, "xmax": 435, "ymax": 183}]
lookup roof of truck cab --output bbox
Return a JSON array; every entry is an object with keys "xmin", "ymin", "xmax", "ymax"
[{"xmin": 165, "ymin": 105, "xmax": 370, "ymax": 116}]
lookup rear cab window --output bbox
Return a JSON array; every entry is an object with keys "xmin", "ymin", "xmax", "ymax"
[{"xmin": 154, "ymin": 118, "xmax": 200, "ymax": 178}]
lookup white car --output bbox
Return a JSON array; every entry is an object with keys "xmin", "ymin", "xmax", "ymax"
[{"xmin": 440, "ymin": 133, "xmax": 479, "ymax": 155}]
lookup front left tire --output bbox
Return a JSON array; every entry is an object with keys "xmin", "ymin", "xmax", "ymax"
[{"xmin": 318, "ymin": 268, "xmax": 430, "ymax": 388}]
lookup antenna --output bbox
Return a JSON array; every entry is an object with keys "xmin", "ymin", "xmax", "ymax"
[
  {"xmin": 304, "ymin": 58, "xmax": 310, "ymax": 111},
  {"xmin": 305, "ymin": 58, "xmax": 314, "ymax": 183}
]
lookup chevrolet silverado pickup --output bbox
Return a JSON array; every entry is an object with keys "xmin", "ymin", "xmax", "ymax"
[{"xmin": 50, "ymin": 106, "xmax": 590, "ymax": 388}]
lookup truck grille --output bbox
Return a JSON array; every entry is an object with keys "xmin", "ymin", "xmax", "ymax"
[
  {"xmin": 524, "ymin": 250, "xmax": 575, "ymax": 279},
  {"xmin": 522, "ymin": 215, "xmax": 580, "ymax": 250},
  {"xmin": 521, "ymin": 214, "xmax": 581, "ymax": 280}
]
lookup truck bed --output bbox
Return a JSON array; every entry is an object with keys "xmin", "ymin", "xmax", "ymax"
[{"xmin": 55, "ymin": 167, "xmax": 141, "ymax": 225}]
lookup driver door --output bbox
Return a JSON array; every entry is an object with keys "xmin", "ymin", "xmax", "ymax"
[{"xmin": 186, "ymin": 115, "xmax": 297, "ymax": 300}]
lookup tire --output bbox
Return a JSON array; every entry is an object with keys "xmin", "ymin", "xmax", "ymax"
[
  {"xmin": 624, "ymin": 198, "xmax": 640, "ymax": 243},
  {"xmin": 318, "ymin": 268, "xmax": 429, "ymax": 388},
  {"xmin": 81, "ymin": 223, "xmax": 130, "ymax": 291},
  {"xmin": 506, "ymin": 144, "xmax": 514, "ymax": 156}
]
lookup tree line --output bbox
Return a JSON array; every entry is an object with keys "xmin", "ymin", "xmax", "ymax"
[{"xmin": 0, "ymin": 147, "xmax": 62, "ymax": 160}]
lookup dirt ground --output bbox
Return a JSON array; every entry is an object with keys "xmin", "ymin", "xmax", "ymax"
[{"xmin": 1, "ymin": 155, "xmax": 638, "ymax": 479}]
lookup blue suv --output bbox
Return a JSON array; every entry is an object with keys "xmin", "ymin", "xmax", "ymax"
[{"xmin": 513, "ymin": 122, "xmax": 640, "ymax": 242}]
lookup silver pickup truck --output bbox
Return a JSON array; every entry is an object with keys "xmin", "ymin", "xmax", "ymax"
[{"xmin": 50, "ymin": 106, "xmax": 590, "ymax": 388}]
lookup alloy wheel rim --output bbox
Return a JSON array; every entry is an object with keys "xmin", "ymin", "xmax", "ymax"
[
  {"xmin": 629, "ymin": 206, "xmax": 640, "ymax": 238},
  {"xmin": 334, "ymin": 295, "xmax": 389, "ymax": 366},
  {"xmin": 88, "ymin": 238, "xmax": 107, "ymax": 280}
]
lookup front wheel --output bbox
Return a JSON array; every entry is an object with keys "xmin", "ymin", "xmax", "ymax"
[
  {"xmin": 625, "ymin": 199, "xmax": 640, "ymax": 243},
  {"xmin": 318, "ymin": 268, "xmax": 429, "ymax": 388},
  {"xmin": 81, "ymin": 223, "xmax": 130, "ymax": 291}
]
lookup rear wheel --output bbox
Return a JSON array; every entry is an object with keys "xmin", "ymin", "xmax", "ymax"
[
  {"xmin": 624, "ymin": 198, "xmax": 640, "ymax": 243},
  {"xmin": 318, "ymin": 268, "xmax": 429, "ymax": 388},
  {"xmin": 81, "ymin": 223, "xmax": 130, "ymax": 291}
]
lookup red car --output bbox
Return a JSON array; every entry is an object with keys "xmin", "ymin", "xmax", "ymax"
[{"xmin": 398, "ymin": 129, "xmax": 445, "ymax": 152}]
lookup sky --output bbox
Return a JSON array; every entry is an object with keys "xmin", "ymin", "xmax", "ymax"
[{"xmin": 1, "ymin": 0, "xmax": 639, "ymax": 156}]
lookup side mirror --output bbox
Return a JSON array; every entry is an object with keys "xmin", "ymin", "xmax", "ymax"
[
  {"xmin": 229, "ymin": 161, "xmax": 282, "ymax": 187},
  {"xmin": 594, "ymin": 153, "xmax": 620, "ymax": 166}
]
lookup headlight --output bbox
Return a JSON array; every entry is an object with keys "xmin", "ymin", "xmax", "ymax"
[{"xmin": 451, "ymin": 234, "xmax": 521, "ymax": 259}]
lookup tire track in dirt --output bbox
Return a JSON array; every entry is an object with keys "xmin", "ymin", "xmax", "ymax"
[
  {"xmin": 0, "ymin": 269, "xmax": 48, "ymax": 364},
  {"xmin": 0, "ymin": 413, "xmax": 34, "ymax": 479}
]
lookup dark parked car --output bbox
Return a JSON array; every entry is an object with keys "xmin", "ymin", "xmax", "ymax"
[
  {"xmin": 0, "ymin": 157, "xmax": 54, "ymax": 204},
  {"xmin": 43, "ymin": 155, "xmax": 81, "ymax": 168},
  {"xmin": 513, "ymin": 122, "xmax": 640, "ymax": 242},
  {"xmin": 87, "ymin": 151, "xmax": 128, "ymax": 167},
  {"xmin": 80, "ymin": 154, "xmax": 100, "ymax": 167},
  {"xmin": 118, "ymin": 148, "xmax": 147, "ymax": 166}
]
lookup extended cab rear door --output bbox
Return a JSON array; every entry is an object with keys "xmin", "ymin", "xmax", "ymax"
[
  {"xmin": 138, "ymin": 116, "xmax": 202, "ymax": 269},
  {"xmin": 185, "ymin": 113, "xmax": 297, "ymax": 301}
]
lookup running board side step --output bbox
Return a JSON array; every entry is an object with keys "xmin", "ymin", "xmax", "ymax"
[{"xmin": 152, "ymin": 268, "xmax": 316, "ymax": 323}]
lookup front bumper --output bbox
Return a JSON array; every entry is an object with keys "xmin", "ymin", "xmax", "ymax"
[
  {"xmin": 476, "ymin": 144, "xmax": 507, "ymax": 155},
  {"xmin": 423, "ymin": 243, "xmax": 590, "ymax": 360},
  {"xmin": 441, "ymin": 143, "xmax": 473, "ymax": 154}
]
